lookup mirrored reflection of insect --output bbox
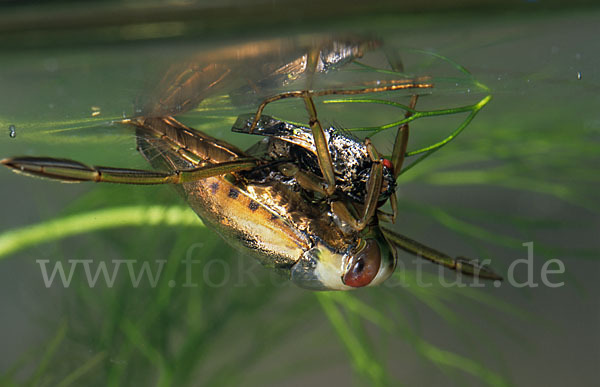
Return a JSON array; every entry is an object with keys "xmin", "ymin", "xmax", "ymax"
[{"xmin": 1, "ymin": 37, "xmax": 502, "ymax": 290}]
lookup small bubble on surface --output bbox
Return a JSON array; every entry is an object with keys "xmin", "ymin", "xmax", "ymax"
[
  {"xmin": 9, "ymin": 125, "xmax": 16, "ymax": 138},
  {"xmin": 577, "ymin": 71, "xmax": 582, "ymax": 80}
]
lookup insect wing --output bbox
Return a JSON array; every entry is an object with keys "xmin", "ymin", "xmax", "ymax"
[{"xmin": 140, "ymin": 36, "xmax": 377, "ymax": 117}]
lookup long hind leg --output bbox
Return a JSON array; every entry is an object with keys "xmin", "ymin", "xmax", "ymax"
[
  {"xmin": 2, "ymin": 117, "xmax": 258, "ymax": 185},
  {"xmin": 1, "ymin": 156, "xmax": 257, "ymax": 185},
  {"xmin": 381, "ymin": 226, "xmax": 503, "ymax": 281}
]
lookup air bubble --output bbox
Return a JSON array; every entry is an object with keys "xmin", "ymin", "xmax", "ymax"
[
  {"xmin": 577, "ymin": 72, "xmax": 582, "ymax": 80},
  {"xmin": 9, "ymin": 125, "xmax": 16, "ymax": 138}
]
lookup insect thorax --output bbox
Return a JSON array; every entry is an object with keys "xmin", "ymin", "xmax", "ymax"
[
  {"xmin": 233, "ymin": 114, "xmax": 396, "ymax": 204},
  {"xmin": 261, "ymin": 128, "xmax": 396, "ymax": 204}
]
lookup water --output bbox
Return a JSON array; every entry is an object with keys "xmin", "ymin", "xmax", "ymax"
[{"xmin": 0, "ymin": 2, "xmax": 598, "ymax": 386}]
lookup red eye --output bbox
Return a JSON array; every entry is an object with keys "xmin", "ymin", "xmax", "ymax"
[
  {"xmin": 343, "ymin": 239, "xmax": 381, "ymax": 288},
  {"xmin": 381, "ymin": 158, "xmax": 393, "ymax": 173}
]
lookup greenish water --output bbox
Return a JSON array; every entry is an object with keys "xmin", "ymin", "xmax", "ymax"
[{"xmin": 0, "ymin": 2, "xmax": 598, "ymax": 386}]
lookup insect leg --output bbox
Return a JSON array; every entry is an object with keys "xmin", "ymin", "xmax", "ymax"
[
  {"xmin": 278, "ymin": 163, "xmax": 329, "ymax": 196},
  {"xmin": 248, "ymin": 91, "xmax": 306, "ymax": 133},
  {"xmin": 391, "ymin": 94, "xmax": 419, "ymax": 180},
  {"xmin": 371, "ymin": 94, "xmax": 419, "ymax": 223},
  {"xmin": 247, "ymin": 79, "xmax": 433, "ymax": 133},
  {"xmin": 359, "ymin": 140, "xmax": 385, "ymax": 225},
  {"xmin": 1, "ymin": 157, "xmax": 257, "ymax": 185},
  {"xmin": 301, "ymin": 91, "xmax": 337, "ymax": 195},
  {"xmin": 381, "ymin": 227, "xmax": 503, "ymax": 281},
  {"xmin": 304, "ymin": 46, "xmax": 321, "ymax": 89},
  {"xmin": 377, "ymin": 190, "xmax": 398, "ymax": 224},
  {"xmin": 330, "ymin": 139, "xmax": 384, "ymax": 232},
  {"xmin": 331, "ymin": 160, "xmax": 383, "ymax": 232}
]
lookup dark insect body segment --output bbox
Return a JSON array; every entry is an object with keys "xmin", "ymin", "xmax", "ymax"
[{"xmin": 232, "ymin": 114, "xmax": 396, "ymax": 204}]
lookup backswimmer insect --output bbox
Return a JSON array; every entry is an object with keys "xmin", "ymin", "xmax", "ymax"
[{"xmin": 1, "ymin": 37, "xmax": 501, "ymax": 290}]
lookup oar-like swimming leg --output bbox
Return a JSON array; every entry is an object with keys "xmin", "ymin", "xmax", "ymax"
[
  {"xmin": 381, "ymin": 226, "xmax": 503, "ymax": 281},
  {"xmin": 1, "ymin": 156, "xmax": 257, "ymax": 185}
]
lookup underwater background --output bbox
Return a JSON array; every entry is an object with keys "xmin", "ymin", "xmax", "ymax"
[{"xmin": 0, "ymin": 1, "xmax": 598, "ymax": 386}]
